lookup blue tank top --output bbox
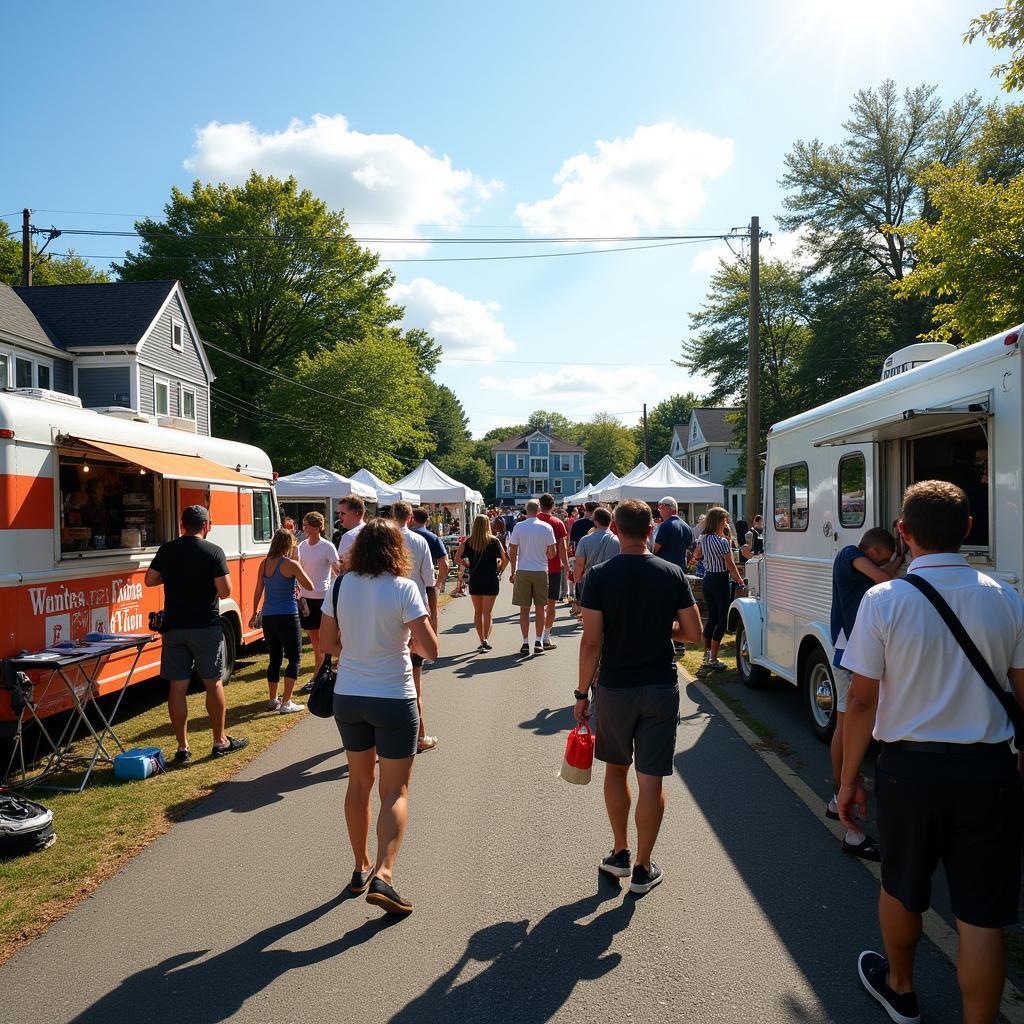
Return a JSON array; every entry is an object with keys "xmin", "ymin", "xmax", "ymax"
[{"xmin": 262, "ymin": 559, "xmax": 297, "ymax": 615}]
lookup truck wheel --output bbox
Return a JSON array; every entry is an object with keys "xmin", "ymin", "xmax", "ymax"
[
  {"xmin": 803, "ymin": 646, "xmax": 836, "ymax": 743},
  {"xmin": 736, "ymin": 620, "xmax": 770, "ymax": 689},
  {"xmin": 219, "ymin": 616, "xmax": 237, "ymax": 685}
]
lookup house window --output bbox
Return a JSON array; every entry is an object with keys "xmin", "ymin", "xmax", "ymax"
[
  {"xmin": 37, "ymin": 363, "xmax": 50, "ymax": 390},
  {"xmin": 171, "ymin": 319, "xmax": 184, "ymax": 352},
  {"xmin": 180, "ymin": 385, "xmax": 196, "ymax": 421},
  {"xmin": 531, "ymin": 479, "xmax": 545, "ymax": 495},
  {"xmin": 252, "ymin": 491, "xmax": 273, "ymax": 542},
  {"xmin": 559, "ymin": 456, "xmax": 570, "ymax": 472},
  {"xmin": 772, "ymin": 463, "xmax": 810, "ymax": 531},
  {"xmin": 502, "ymin": 478, "xmax": 512, "ymax": 494},
  {"xmin": 0, "ymin": 353, "xmax": 8, "ymax": 386},
  {"xmin": 15, "ymin": 357, "xmax": 32, "ymax": 388},
  {"xmin": 154, "ymin": 377, "xmax": 170, "ymax": 416},
  {"xmin": 515, "ymin": 479, "xmax": 529, "ymax": 495},
  {"xmin": 516, "ymin": 455, "xmax": 525, "ymax": 470},
  {"xmin": 553, "ymin": 479, "xmax": 562, "ymax": 494},
  {"xmin": 839, "ymin": 453, "xmax": 866, "ymax": 528},
  {"xmin": 530, "ymin": 457, "xmax": 548, "ymax": 474},
  {"xmin": 575, "ymin": 480, "xmax": 581, "ymax": 491}
]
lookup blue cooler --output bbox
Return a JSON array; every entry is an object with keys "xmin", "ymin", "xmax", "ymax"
[{"xmin": 113, "ymin": 747, "xmax": 166, "ymax": 781}]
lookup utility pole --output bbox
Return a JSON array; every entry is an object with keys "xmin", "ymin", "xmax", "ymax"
[
  {"xmin": 746, "ymin": 215, "xmax": 760, "ymax": 521},
  {"xmin": 642, "ymin": 403, "xmax": 650, "ymax": 464},
  {"xmin": 21, "ymin": 209, "xmax": 31, "ymax": 287}
]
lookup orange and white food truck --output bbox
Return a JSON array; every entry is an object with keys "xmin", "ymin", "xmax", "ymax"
[{"xmin": 0, "ymin": 387, "xmax": 278, "ymax": 735}]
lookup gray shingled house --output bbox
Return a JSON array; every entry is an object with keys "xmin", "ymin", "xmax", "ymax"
[
  {"xmin": 670, "ymin": 406, "xmax": 747, "ymax": 520},
  {"xmin": 0, "ymin": 280, "xmax": 214, "ymax": 435}
]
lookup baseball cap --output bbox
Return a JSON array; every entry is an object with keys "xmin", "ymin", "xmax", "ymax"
[{"xmin": 181, "ymin": 504, "xmax": 210, "ymax": 529}]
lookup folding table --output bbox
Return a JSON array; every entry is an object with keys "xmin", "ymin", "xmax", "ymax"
[{"xmin": 2, "ymin": 635, "xmax": 156, "ymax": 792}]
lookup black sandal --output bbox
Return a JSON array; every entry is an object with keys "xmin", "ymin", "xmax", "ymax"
[{"xmin": 211, "ymin": 736, "xmax": 249, "ymax": 758}]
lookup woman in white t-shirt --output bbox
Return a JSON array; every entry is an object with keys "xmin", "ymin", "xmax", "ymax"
[
  {"xmin": 319, "ymin": 518, "xmax": 438, "ymax": 918},
  {"xmin": 296, "ymin": 512, "xmax": 340, "ymax": 685}
]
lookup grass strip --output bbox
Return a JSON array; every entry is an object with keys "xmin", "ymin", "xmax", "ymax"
[{"xmin": 679, "ymin": 642, "xmax": 794, "ymax": 757}]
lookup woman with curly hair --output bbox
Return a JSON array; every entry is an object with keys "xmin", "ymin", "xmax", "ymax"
[{"xmin": 319, "ymin": 518, "xmax": 438, "ymax": 917}]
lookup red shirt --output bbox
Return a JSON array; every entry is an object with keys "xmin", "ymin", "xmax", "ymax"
[{"xmin": 537, "ymin": 512, "xmax": 568, "ymax": 574}]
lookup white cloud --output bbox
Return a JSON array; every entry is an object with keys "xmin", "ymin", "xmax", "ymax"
[
  {"xmin": 184, "ymin": 114, "xmax": 500, "ymax": 255},
  {"xmin": 391, "ymin": 277, "xmax": 515, "ymax": 363},
  {"xmin": 479, "ymin": 365, "xmax": 684, "ymax": 421},
  {"xmin": 515, "ymin": 123, "xmax": 734, "ymax": 237}
]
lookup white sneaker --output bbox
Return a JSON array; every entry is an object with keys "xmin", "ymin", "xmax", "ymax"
[
  {"xmin": 267, "ymin": 699, "xmax": 281, "ymax": 711},
  {"xmin": 278, "ymin": 700, "xmax": 305, "ymax": 714}
]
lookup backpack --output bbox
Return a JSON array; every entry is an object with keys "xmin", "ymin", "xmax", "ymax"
[{"xmin": 0, "ymin": 795, "xmax": 56, "ymax": 856}]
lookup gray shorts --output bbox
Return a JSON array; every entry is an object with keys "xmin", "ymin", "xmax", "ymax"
[
  {"xmin": 333, "ymin": 693, "xmax": 419, "ymax": 759},
  {"xmin": 594, "ymin": 682, "xmax": 680, "ymax": 777},
  {"xmin": 161, "ymin": 625, "xmax": 225, "ymax": 682},
  {"xmin": 833, "ymin": 665, "xmax": 853, "ymax": 713}
]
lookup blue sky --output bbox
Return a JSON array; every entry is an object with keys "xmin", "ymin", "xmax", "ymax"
[{"xmin": 3, "ymin": 0, "xmax": 1007, "ymax": 437}]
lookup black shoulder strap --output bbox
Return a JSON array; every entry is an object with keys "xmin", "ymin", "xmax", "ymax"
[{"xmin": 901, "ymin": 574, "xmax": 1024, "ymax": 742}]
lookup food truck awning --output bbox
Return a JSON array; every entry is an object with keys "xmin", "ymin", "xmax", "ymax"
[
  {"xmin": 811, "ymin": 401, "xmax": 990, "ymax": 447},
  {"xmin": 74, "ymin": 439, "xmax": 266, "ymax": 486}
]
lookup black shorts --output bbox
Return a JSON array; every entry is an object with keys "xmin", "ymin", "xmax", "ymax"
[
  {"xmin": 594, "ymin": 682, "xmax": 680, "ymax": 777},
  {"xmin": 333, "ymin": 693, "xmax": 419, "ymax": 759},
  {"xmin": 411, "ymin": 653, "xmax": 424, "ymax": 668},
  {"xmin": 877, "ymin": 742, "xmax": 1023, "ymax": 927},
  {"xmin": 299, "ymin": 597, "xmax": 324, "ymax": 631},
  {"xmin": 547, "ymin": 571, "xmax": 563, "ymax": 601}
]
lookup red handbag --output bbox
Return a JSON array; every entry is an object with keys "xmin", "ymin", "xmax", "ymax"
[{"xmin": 559, "ymin": 723, "xmax": 594, "ymax": 785}]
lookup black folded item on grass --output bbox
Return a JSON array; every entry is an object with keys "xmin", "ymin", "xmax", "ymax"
[{"xmin": 0, "ymin": 795, "xmax": 56, "ymax": 856}]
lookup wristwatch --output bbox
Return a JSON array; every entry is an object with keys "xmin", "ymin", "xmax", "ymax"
[{"xmin": 573, "ymin": 688, "xmax": 590, "ymax": 701}]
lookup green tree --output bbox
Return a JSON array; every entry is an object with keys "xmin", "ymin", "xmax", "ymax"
[
  {"xmin": 419, "ymin": 380, "xmax": 471, "ymax": 462},
  {"xmin": 894, "ymin": 161, "xmax": 1024, "ymax": 342},
  {"xmin": 577, "ymin": 413, "xmax": 639, "ymax": 481},
  {"xmin": 632, "ymin": 393, "xmax": 698, "ymax": 461},
  {"xmin": 262, "ymin": 333, "xmax": 430, "ymax": 478},
  {"xmin": 114, "ymin": 173, "xmax": 400, "ymax": 443},
  {"xmin": 680, "ymin": 257, "xmax": 811, "ymax": 447},
  {"xmin": 965, "ymin": 2, "xmax": 1024, "ymax": 92},
  {"xmin": 779, "ymin": 80, "xmax": 983, "ymax": 304},
  {"xmin": 0, "ymin": 220, "xmax": 108, "ymax": 285},
  {"xmin": 969, "ymin": 101, "xmax": 1024, "ymax": 182},
  {"xmin": 402, "ymin": 327, "xmax": 442, "ymax": 375},
  {"xmin": 437, "ymin": 439, "xmax": 495, "ymax": 502},
  {"xmin": 524, "ymin": 410, "xmax": 579, "ymax": 440}
]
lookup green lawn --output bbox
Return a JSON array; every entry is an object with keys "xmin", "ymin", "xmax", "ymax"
[{"xmin": 0, "ymin": 642, "xmax": 318, "ymax": 965}]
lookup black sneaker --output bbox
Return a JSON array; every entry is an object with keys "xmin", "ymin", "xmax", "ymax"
[
  {"xmin": 349, "ymin": 869, "xmax": 373, "ymax": 895},
  {"xmin": 857, "ymin": 951, "xmax": 921, "ymax": 1024},
  {"xmin": 534, "ymin": 640, "xmax": 544, "ymax": 653},
  {"xmin": 365, "ymin": 877, "xmax": 413, "ymax": 916},
  {"xmin": 296, "ymin": 681, "xmax": 315, "ymax": 696},
  {"xmin": 172, "ymin": 748, "xmax": 192, "ymax": 766},
  {"xmin": 520, "ymin": 642, "xmax": 530, "ymax": 655},
  {"xmin": 629, "ymin": 860, "xmax": 664, "ymax": 894},
  {"xmin": 599, "ymin": 848, "xmax": 631, "ymax": 878}
]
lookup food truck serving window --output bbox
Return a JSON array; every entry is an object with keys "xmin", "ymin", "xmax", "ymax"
[
  {"xmin": 839, "ymin": 453, "xmax": 866, "ymax": 529},
  {"xmin": 252, "ymin": 491, "xmax": 273, "ymax": 542},
  {"xmin": 59, "ymin": 449, "xmax": 165, "ymax": 555}
]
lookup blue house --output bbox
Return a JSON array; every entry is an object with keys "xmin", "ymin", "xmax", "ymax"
[
  {"xmin": 0, "ymin": 280, "xmax": 215, "ymax": 435},
  {"xmin": 491, "ymin": 425, "xmax": 586, "ymax": 505}
]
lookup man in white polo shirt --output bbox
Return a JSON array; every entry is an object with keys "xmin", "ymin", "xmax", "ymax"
[
  {"xmin": 840, "ymin": 480, "xmax": 1024, "ymax": 1024},
  {"xmin": 508, "ymin": 499, "xmax": 556, "ymax": 656}
]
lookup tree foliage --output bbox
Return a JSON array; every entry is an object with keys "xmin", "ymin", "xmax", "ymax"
[
  {"xmin": 0, "ymin": 221, "xmax": 108, "ymax": 286},
  {"xmin": 965, "ymin": 2, "xmax": 1024, "ymax": 92},
  {"xmin": 262, "ymin": 333, "xmax": 430, "ymax": 479},
  {"xmin": 779, "ymin": 81, "xmax": 983, "ymax": 288},
  {"xmin": 895, "ymin": 161, "xmax": 1024, "ymax": 342},
  {"xmin": 577, "ymin": 413, "xmax": 639, "ymax": 481},
  {"xmin": 114, "ymin": 174, "xmax": 401, "ymax": 442},
  {"xmin": 632, "ymin": 393, "xmax": 698, "ymax": 461}
]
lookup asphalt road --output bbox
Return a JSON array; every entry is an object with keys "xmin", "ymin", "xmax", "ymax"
[{"xmin": 0, "ymin": 593, "xmax": 969, "ymax": 1023}]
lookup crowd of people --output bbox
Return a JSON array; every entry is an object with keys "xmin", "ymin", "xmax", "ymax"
[{"xmin": 143, "ymin": 477, "xmax": 1024, "ymax": 1024}]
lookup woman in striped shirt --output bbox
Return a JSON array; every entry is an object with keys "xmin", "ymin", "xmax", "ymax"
[{"xmin": 694, "ymin": 506, "xmax": 745, "ymax": 675}]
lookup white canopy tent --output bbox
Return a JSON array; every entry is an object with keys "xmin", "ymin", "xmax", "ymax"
[
  {"xmin": 350, "ymin": 468, "xmax": 420, "ymax": 506},
  {"xmin": 599, "ymin": 454, "xmax": 724, "ymax": 507},
  {"xmin": 595, "ymin": 462, "xmax": 649, "ymax": 502},
  {"xmin": 275, "ymin": 465, "xmax": 378, "ymax": 527},
  {"xmin": 585, "ymin": 472, "xmax": 619, "ymax": 501},
  {"xmin": 391, "ymin": 459, "xmax": 484, "ymax": 536},
  {"xmin": 564, "ymin": 481, "xmax": 593, "ymax": 505}
]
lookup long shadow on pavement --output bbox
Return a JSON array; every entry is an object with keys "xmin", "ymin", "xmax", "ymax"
[
  {"xmin": 166, "ymin": 749, "xmax": 344, "ymax": 821},
  {"xmin": 452, "ymin": 653, "xmax": 530, "ymax": 678},
  {"xmin": 388, "ymin": 884, "xmax": 634, "ymax": 1023},
  {"xmin": 518, "ymin": 705, "xmax": 574, "ymax": 735},
  {"xmin": 675, "ymin": 681, "xmax": 965, "ymax": 1022},
  {"xmin": 67, "ymin": 894, "xmax": 401, "ymax": 1024}
]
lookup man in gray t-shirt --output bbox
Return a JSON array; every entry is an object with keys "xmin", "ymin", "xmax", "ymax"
[{"xmin": 573, "ymin": 506, "xmax": 619, "ymax": 605}]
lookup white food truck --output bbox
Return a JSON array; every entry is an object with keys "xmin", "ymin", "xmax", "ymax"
[{"xmin": 731, "ymin": 325, "xmax": 1024, "ymax": 740}]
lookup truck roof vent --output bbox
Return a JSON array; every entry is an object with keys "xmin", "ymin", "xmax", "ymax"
[
  {"xmin": 157, "ymin": 415, "xmax": 198, "ymax": 434},
  {"xmin": 95, "ymin": 406, "xmax": 152, "ymax": 423},
  {"xmin": 7, "ymin": 387, "xmax": 83, "ymax": 409},
  {"xmin": 881, "ymin": 342, "xmax": 957, "ymax": 382}
]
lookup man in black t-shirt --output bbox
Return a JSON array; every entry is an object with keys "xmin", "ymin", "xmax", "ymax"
[
  {"xmin": 145, "ymin": 505, "xmax": 248, "ymax": 764},
  {"xmin": 577, "ymin": 499, "xmax": 702, "ymax": 895}
]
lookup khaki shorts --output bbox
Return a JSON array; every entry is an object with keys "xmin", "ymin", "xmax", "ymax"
[
  {"xmin": 512, "ymin": 569, "xmax": 548, "ymax": 607},
  {"xmin": 833, "ymin": 665, "xmax": 853, "ymax": 713}
]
